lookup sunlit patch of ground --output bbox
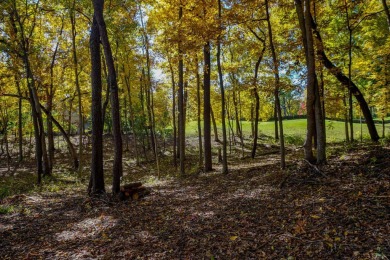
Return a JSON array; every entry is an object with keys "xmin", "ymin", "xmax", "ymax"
[{"xmin": 56, "ymin": 215, "xmax": 118, "ymax": 242}]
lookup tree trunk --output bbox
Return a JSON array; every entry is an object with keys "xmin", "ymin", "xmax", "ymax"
[
  {"xmin": 248, "ymin": 28, "xmax": 266, "ymax": 159},
  {"xmin": 309, "ymin": 13, "xmax": 379, "ymax": 141},
  {"xmin": 343, "ymin": 94, "xmax": 350, "ymax": 141},
  {"xmin": 382, "ymin": 118, "xmax": 385, "ymax": 138},
  {"xmin": 195, "ymin": 56, "xmax": 203, "ymax": 167},
  {"xmin": 70, "ymin": 0, "xmax": 83, "ymax": 174},
  {"xmin": 15, "ymin": 77, "xmax": 23, "ymax": 162},
  {"xmin": 210, "ymin": 106, "xmax": 220, "ymax": 143},
  {"xmin": 251, "ymin": 53, "xmax": 264, "ymax": 159},
  {"xmin": 344, "ymin": 1, "xmax": 354, "ymax": 142},
  {"xmin": 266, "ymin": 0, "xmax": 286, "ymax": 168},
  {"xmin": 88, "ymin": 15, "xmax": 105, "ymax": 195},
  {"xmin": 46, "ymin": 21, "xmax": 63, "ymax": 173},
  {"xmin": 217, "ymin": 0, "xmax": 228, "ymax": 174},
  {"xmin": 123, "ymin": 69, "xmax": 140, "ymax": 165},
  {"xmin": 203, "ymin": 41, "xmax": 213, "ymax": 172},
  {"xmin": 168, "ymin": 59, "xmax": 177, "ymax": 167},
  {"xmin": 274, "ymin": 104, "xmax": 279, "ymax": 140},
  {"xmin": 295, "ymin": 0, "xmax": 313, "ymax": 161},
  {"xmin": 13, "ymin": 3, "xmax": 49, "ymax": 181},
  {"xmin": 139, "ymin": 4, "xmax": 156, "ymax": 157},
  {"xmin": 178, "ymin": 5, "xmax": 185, "ymax": 175},
  {"xmin": 93, "ymin": 0, "xmax": 123, "ymax": 194},
  {"xmin": 304, "ymin": 0, "xmax": 326, "ymax": 164}
]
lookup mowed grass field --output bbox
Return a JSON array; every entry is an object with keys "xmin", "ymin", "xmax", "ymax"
[{"xmin": 185, "ymin": 119, "xmax": 389, "ymax": 144}]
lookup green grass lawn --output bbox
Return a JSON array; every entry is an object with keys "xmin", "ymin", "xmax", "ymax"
[{"xmin": 185, "ymin": 119, "xmax": 388, "ymax": 144}]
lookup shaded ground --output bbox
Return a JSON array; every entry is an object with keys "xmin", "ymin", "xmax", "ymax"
[{"xmin": 0, "ymin": 142, "xmax": 389, "ymax": 259}]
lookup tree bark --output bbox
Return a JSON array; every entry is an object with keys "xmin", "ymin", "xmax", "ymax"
[
  {"xmin": 139, "ymin": 4, "xmax": 156, "ymax": 157},
  {"xmin": 343, "ymin": 94, "xmax": 350, "ymax": 141},
  {"xmin": 217, "ymin": 0, "xmax": 228, "ymax": 174},
  {"xmin": 210, "ymin": 106, "xmax": 220, "ymax": 143},
  {"xmin": 168, "ymin": 59, "xmax": 177, "ymax": 167},
  {"xmin": 266, "ymin": 0, "xmax": 286, "ymax": 168},
  {"xmin": 203, "ymin": 41, "xmax": 213, "ymax": 172},
  {"xmin": 123, "ymin": 68, "xmax": 140, "ymax": 165},
  {"xmin": 344, "ymin": 0, "xmax": 354, "ymax": 142},
  {"xmin": 178, "ymin": 4, "xmax": 185, "ymax": 175},
  {"xmin": 89, "ymin": 15, "xmax": 105, "ymax": 195},
  {"xmin": 306, "ymin": 0, "xmax": 326, "ymax": 164},
  {"xmin": 15, "ymin": 77, "xmax": 23, "ymax": 162},
  {"xmin": 93, "ymin": 0, "xmax": 123, "ymax": 194},
  {"xmin": 195, "ymin": 56, "xmax": 203, "ymax": 167},
  {"xmin": 12, "ymin": 3, "xmax": 49, "ymax": 181},
  {"xmin": 47, "ymin": 20, "xmax": 63, "ymax": 173},
  {"xmin": 70, "ymin": 0, "xmax": 83, "ymax": 174},
  {"xmin": 248, "ymin": 29, "xmax": 266, "ymax": 159}
]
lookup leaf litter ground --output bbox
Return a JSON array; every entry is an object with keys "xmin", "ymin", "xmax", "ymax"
[{"xmin": 0, "ymin": 142, "xmax": 389, "ymax": 259}]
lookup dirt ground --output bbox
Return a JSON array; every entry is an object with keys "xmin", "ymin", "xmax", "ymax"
[{"xmin": 0, "ymin": 141, "xmax": 389, "ymax": 259}]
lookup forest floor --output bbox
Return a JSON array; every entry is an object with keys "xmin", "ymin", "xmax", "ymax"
[{"xmin": 0, "ymin": 139, "xmax": 389, "ymax": 259}]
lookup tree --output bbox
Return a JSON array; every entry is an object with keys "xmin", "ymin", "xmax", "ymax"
[
  {"xmin": 203, "ymin": 40, "xmax": 213, "ymax": 172},
  {"xmin": 70, "ymin": 0, "xmax": 84, "ymax": 174},
  {"xmin": 92, "ymin": 0, "xmax": 123, "ymax": 194},
  {"xmin": 310, "ymin": 11, "xmax": 379, "ymax": 142},
  {"xmin": 88, "ymin": 15, "xmax": 105, "ymax": 195},
  {"xmin": 266, "ymin": 0, "xmax": 286, "ymax": 168},
  {"xmin": 178, "ymin": 4, "xmax": 185, "ymax": 175},
  {"xmin": 217, "ymin": 0, "xmax": 228, "ymax": 174}
]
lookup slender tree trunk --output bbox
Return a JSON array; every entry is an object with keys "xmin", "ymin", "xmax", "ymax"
[
  {"xmin": 344, "ymin": 94, "xmax": 350, "ymax": 141},
  {"xmin": 250, "ymin": 104, "xmax": 254, "ymax": 138},
  {"xmin": 266, "ymin": 0, "xmax": 286, "ymax": 168},
  {"xmin": 231, "ymin": 74, "xmax": 242, "ymax": 139},
  {"xmin": 203, "ymin": 41, "xmax": 213, "ymax": 172},
  {"xmin": 227, "ymin": 98, "xmax": 233, "ymax": 154},
  {"xmin": 101, "ymin": 56, "xmax": 111, "ymax": 133},
  {"xmin": 123, "ymin": 69, "xmax": 140, "ymax": 165},
  {"xmin": 274, "ymin": 104, "xmax": 279, "ymax": 140},
  {"xmin": 93, "ymin": 0, "xmax": 122, "ymax": 194},
  {"xmin": 68, "ymin": 99, "xmax": 73, "ymax": 135},
  {"xmin": 89, "ymin": 15, "xmax": 105, "ymax": 195},
  {"xmin": 139, "ymin": 4, "xmax": 156, "ymax": 157},
  {"xmin": 210, "ymin": 107, "xmax": 220, "ymax": 143},
  {"xmin": 319, "ymin": 64, "xmax": 326, "ymax": 140},
  {"xmin": 382, "ymin": 118, "xmax": 385, "ymax": 138},
  {"xmin": 139, "ymin": 72, "xmax": 150, "ymax": 156},
  {"xmin": 248, "ymin": 28, "xmax": 266, "ymax": 158},
  {"xmin": 168, "ymin": 59, "xmax": 177, "ymax": 167},
  {"xmin": 70, "ymin": 0, "xmax": 83, "ymax": 174},
  {"xmin": 14, "ymin": 13, "xmax": 48, "ymax": 181},
  {"xmin": 295, "ymin": 0, "xmax": 314, "ymax": 160},
  {"xmin": 15, "ymin": 77, "xmax": 23, "ymax": 162},
  {"xmin": 309, "ymin": 12, "xmax": 379, "ymax": 141},
  {"xmin": 217, "ymin": 0, "xmax": 228, "ymax": 174},
  {"xmin": 150, "ymin": 90, "xmax": 160, "ymax": 178},
  {"xmin": 302, "ymin": 0, "xmax": 325, "ymax": 163},
  {"xmin": 184, "ymin": 82, "xmax": 188, "ymax": 139},
  {"xmin": 178, "ymin": 4, "xmax": 185, "ymax": 175},
  {"xmin": 251, "ymin": 47, "xmax": 265, "ymax": 158},
  {"xmin": 195, "ymin": 56, "xmax": 203, "ymax": 167},
  {"xmin": 46, "ymin": 22, "xmax": 63, "ymax": 173},
  {"xmin": 345, "ymin": 1, "xmax": 354, "ymax": 142}
]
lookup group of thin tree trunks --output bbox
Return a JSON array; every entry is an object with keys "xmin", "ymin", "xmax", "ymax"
[{"xmin": 1, "ymin": 0, "xmax": 386, "ymax": 196}]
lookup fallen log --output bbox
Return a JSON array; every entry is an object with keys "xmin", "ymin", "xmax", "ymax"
[
  {"xmin": 120, "ymin": 182, "xmax": 142, "ymax": 192},
  {"xmin": 119, "ymin": 183, "xmax": 151, "ymax": 201}
]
